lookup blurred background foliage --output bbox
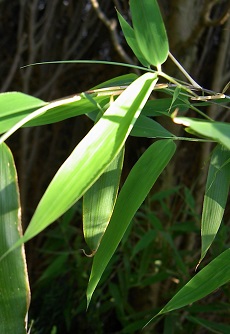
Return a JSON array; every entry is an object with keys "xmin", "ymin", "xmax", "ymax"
[{"xmin": 0, "ymin": 0, "xmax": 230, "ymax": 333}]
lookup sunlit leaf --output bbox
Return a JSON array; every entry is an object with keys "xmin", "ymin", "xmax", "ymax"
[
  {"xmin": 0, "ymin": 92, "xmax": 46, "ymax": 133},
  {"xmin": 87, "ymin": 139, "xmax": 176, "ymax": 306},
  {"xmin": 0, "ymin": 74, "xmax": 137, "ymax": 136},
  {"xmin": 4, "ymin": 72, "xmax": 158, "ymax": 253},
  {"xmin": 173, "ymin": 117, "xmax": 230, "ymax": 149}
]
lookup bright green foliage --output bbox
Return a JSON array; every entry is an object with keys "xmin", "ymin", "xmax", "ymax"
[
  {"xmin": 174, "ymin": 117, "xmax": 230, "ymax": 149},
  {"xmin": 200, "ymin": 145, "xmax": 230, "ymax": 262},
  {"xmin": 0, "ymin": 0, "xmax": 229, "ymax": 331},
  {"xmin": 17, "ymin": 72, "xmax": 158, "ymax": 244},
  {"xmin": 87, "ymin": 139, "xmax": 176, "ymax": 305},
  {"xmin": 0, "ymin": 143, "xmax": 30, "ymax": 334},
  {"xmin": 0, "ymin": 92, "xmax": 46, "ymax": 133},
  {"xmin": 117, "ymin": 0, "xmax": 169, "ymax": 67},
  {"xmin": 130, "ymin": 0, "xmax": 169, "ymax": 67}
]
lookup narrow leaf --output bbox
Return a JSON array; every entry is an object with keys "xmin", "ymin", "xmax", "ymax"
[
  {"xmin": 147, "ymin": 249, "xmax": 230, "ymax": 324},
  {"xmin": 0, "ymin": 92, "xmax": 46, "ymax": 134},
  {"xmin": 0, "ymin": 143, "xmax": 30, "ymax": 333},
  {"xmin": 131, "ymin": 115, "xmax": 174, "ymax": 138},
  {"xmin": 200, "ymin": 145, "xmax": 230, "ymax": 263},
  {"xmin": 83, "ymin": 148, "xmax": 124, "ymax": 253},
  {"xmin": 0, "ymin": 74, "xmax": 137, "ymax": 135},
  {"xmin": 10, "ymin": 72, "xmax": 158, "ymax": 248},
  {"xmin": 173, "ymin": 117, "xmax": 230, "ymax": 149},
  {"xmin": 87, "ymin": 139, "xmax": 176, "ymax": 305},
  {"xmin": 130, "ymin": 0, "xmax": 169, "ymax": 66},
  {"xmin": 117, "ymin": 11, "xmax": 150, "ymax": 67},
  {"xmin": 187, "ymin": 315, "xmax": 230, "ymax": 334}
]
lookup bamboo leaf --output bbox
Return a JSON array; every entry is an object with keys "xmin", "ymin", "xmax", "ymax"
[
  {"xmin": 83, "ymin": 148, "xmax": 124, "ymax": 253},
  {"xmin": 130, "ymin": 0, "xmax": 169, "ymax": 67},
  {"xmin": 0, "ymin": 143, "xmax": 30, "ymax": 334},
  {"xmin": 200, "ymin": 145, "xmax": 230, "ymax": 263},
  {"xmin": 117, "ymin": 11, "xmax": 150, "ymax": 67},
  {"xmin": 87, "ymin": 139, "xmax": 176, "ymax": 306},
  {"xmin": 0, "ymin": 74, "xmax": 136, "ymax": 135},
  {"xmin": 5, "ymin": 72, "xmax": 158, "ymax": 252},
  {"xmin": 0, "ymin": 92, "xmax": 46, "ymax": 134},
  {"xmin": 131, "ymin": 115, "xmax": 174, "ymax": 138},
  {"xmin": 187, "ymin": 315, "xmax": 230, "ymax": 334},
  {"xmin": 143, "ymin": 97, "xmax": 189, "ymax": 117},
  {"xmin": 146, "ymin": 249, "xmax": 230, "ymax": 326},
  {"xmin": 173, "ymin": 117, "xmax": 230, "ymax": 149}
]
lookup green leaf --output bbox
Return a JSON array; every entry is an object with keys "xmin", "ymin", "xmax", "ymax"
[
  {"xmin": 143, "ymin": 97, "xmax": 189, "ymax": 117},
  {"xmin": 187, "ymin": 315, "xmax": 230, "ymax": 334},
  {"xmin": 83, "ymin": 148, "xmax": 124, "ymax": 252},
  {"xmin": 0, "ymin": 74, "xmax": 137, "ymax": 137},
  {"xmin": 0, "ymin": 93, "xmax": 110, "ymax": 142},
  {"xmin": 9, "ymin": 72, "xmax": 158, "ymax": 248},
  {"xmin": 0, "ymin": 92, "xmax": 46, "ymax": 134},
  {"xmin": 173, "ymin": 117, "xmax": 230, "ymax": 149},
  {"xmin": 130, "ymin": 0, "xmax": 169, "ymax": 67},
  {"xmin": 87, "ymin": 139, "xmax": 176, "ymax": 306},
  {"xmin": 92, "ymin": 73, "xmax": 138, "ymax": 89},
  {"xmin": 200, "ymin": 145, "xmax": 230, "ymax": 263},
  {"xmin": 148, "ymin": 249, "xmax": 230, "ymax": 323},
  {"xmin": 0, "ymin": 143, "xmax": 30, "ymax": 333},
  {"xmin": 117, "ymin": 11, "xmax": 150, "ymax": 67},
  {"xmin": 131, "ymin": 115, "xmax": 175, "ymax": 138}
]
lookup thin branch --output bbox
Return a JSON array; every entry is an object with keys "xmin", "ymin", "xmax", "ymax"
[
  {"xmin": 90, "ymin": 0, "xmax": 136, "ymax": 65},
  {"xmin": 204, "ymin": 0, "xmax": 230, "ymax": 26}
]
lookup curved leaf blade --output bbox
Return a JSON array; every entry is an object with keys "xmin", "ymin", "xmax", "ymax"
[
  {"xmin": 131, "ymin": 115, "xmax": 175, "ymax": 138},
  {"xmin": 130, "ymin": 0, "xmax": 169, "ymax": 66},
  {"xmin": 83, "ymin": 148, "xmax": 124, "ymax": 252},
  {"xmin": 148, "ymin": 249, "xmax": 230, "ymax": 324},
  {"xmin": 117, "ymin": 11, "xmax": 150, "ymax": 67},
  {"xmin": 200, "ymin": 144, "xmax": 230, "ymax": 263},
  {"xmin": 173, "ymin": 117, "xmax": 230, "ymax": 150},
  {"xmin": 87, "ymin": 139, "xmax": 176, "ymax": 305},
  {"xmin": 0, "ymin": 92, "xmax": 46, "ymax": 134},
  {"xmin": 0, "ymin": 143, "xmax": 30, "ymax": 333},
  {"xmin": 19, "ymin": 72, "xmax": 158, "ymax": 244}
]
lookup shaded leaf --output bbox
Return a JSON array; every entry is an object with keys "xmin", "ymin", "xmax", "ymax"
[
  {"xmin": 130, "ymin": 0, "xmax": 169, "ymax": 66},
  {"xmin": 131, "ymin": 115, "xmax": 174, "ymax": 138},
  {"xmin": 143, "ymin": 98, "xmax": 189, "ymax": 117},
  {"xmin": 87, "ymin": 139, "xmax": 176, "ymax": 305},
  {"xmin": 0, "ymin": 143, "xmax": 30, "ymax": 333},
  {"xmin": 147, "ymin": 249, "xmax": 230, "ymax": 324},
  {"xmin": 200, "ymin": 145, "xmax": 230, "ymax": 263},
  {"xmin": 187, "ymin": 315, "xmax": 230, "ymax": 334},
  {"xmin": 117, "ymin": 11, "xmax": 150, "ymax": 67},
  {"xmin": 83, "ymin": 148, "xmax": 124, "ymax": 252}
]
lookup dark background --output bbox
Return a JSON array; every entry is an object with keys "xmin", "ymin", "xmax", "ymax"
[{"xmin": 0, "ymin": 1, "xmax": 230, "ymax": 333}]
